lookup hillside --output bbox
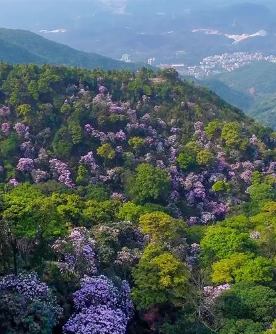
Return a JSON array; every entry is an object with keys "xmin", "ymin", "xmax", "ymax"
[
  {"xmin": 204, "ymin": 61, "xmax": 276, "ymax": 129},
  {"xmin": 0, "ymin": 28, "xmax": 144, "ymax": 71},
  {"xmin": 1, "ymin": 64, "xmax": 276, "ymax": 334}
]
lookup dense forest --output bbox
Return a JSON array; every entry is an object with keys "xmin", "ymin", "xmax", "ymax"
[{"xmin": 1, "ymin": 64, "xmax": 276, "ymax": 334}]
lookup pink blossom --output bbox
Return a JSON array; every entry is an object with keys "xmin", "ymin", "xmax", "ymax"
[
  {"xmin": 0, "ymin": 106, "xmax": 10, "ymax": 116},
  {"xmin": 8, "ymin": 178, "xmax": 19, "ymax": 187},
  {"xmin": 1, "ymin": 123, "xmax": 10, "ymax": 135},
  {"xmin": 17, "ymin": 158, "xmax": 34, "ymax": 173}
]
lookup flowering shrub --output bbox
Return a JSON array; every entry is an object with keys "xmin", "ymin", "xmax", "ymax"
[{"xmin": 0, "ymin": 273, "xmax": 62, "ymax": 334}]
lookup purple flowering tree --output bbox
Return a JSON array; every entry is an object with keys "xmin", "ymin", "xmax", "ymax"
[
  {"xmin": 0, "ymin": 106, "xmax": 11, "ymax": 117},
  {"xmin": 17, "ymin": 158, "xmax": 34, "ymax": 173},
  {"xmin": 49, "ymin": 159, "xmax": 75, "ymax": 188},
  {"xmin": 0, "ymin": 273, "xmax": 62, "ymax": 334},
  {"xmin": 63, "ymin": 275, "xmax": 133, "ymax": 334},
  {"xmin": 14, "ymin": 122, "xmax": 29, "ymax": 137},
  {"xmin": 1, "ymin": 122, "xmax": 10, "ymax": 135},
  {"xmin": 52, "ymin": 227, "xmax": 97, "ymax": 279},
  {"xmin": 31, "ymin": 169, "xmax": 49, "ymax": 183}
]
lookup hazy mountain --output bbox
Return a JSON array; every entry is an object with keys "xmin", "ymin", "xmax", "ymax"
[
  {"xmin": 0, "ymin": 28, "xmax": 145, "ymax": 70},
  {"xmin": 1, "ymin": 1, "xmax": 276, "ymax": 64}
]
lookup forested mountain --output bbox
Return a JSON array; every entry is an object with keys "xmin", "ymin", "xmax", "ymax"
[
  {"xmin": 204, "ymin": 61, "xmax": 276, "ymax": 129},
  {"xmin": 0, "ymin": 28, "xmax": 143, "ymax": 71},
  {"xmin": 1, "ymin": 64, "xmax": 276, "ymax": 334}
]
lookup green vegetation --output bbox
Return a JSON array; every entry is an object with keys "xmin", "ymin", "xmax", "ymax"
[{"xmin": 0, "ymin": 64, "xmax": 275, "ymax": 334}]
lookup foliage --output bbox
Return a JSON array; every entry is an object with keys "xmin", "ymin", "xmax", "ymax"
[
  {"xmin": 128, "ymin": 164, "xmax": 170, "ymax": 204},
  {"xmin": 139, "ymin": 212, "xmax": 186, "ymax": 243},
  {"xmin": 215, "ymin": 283, "xmax": 276, "ymax": 323},
  {"xmin": 212, "ymin": 253, "xmax": 273, "ymax": 284},
  {"xmin": 132, "ymin": 243, "xmax": 190, "ymax": 309},
  {"xmin": 201, "ymin": 227, "xmax": 254, "ymax": 261}
]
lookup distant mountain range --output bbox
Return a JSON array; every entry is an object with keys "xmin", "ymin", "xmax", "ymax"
[
  {"xmin": 1, "ymin": 1, "xmax": 276, "ymax": 65},
  {"xmin": 0, "ymin": 28, "xmax": 144, "ymax": 71},
  {"xmin": 203, "ymin": 61, "xmax": 276, "ymax": 129}
]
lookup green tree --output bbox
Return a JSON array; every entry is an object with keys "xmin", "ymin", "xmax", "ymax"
[
  {"xmin": 76, "ymin": 165, "xmax": 90, "ymax": 185},
  {"xmin": 2, "ymin": 184, "xmax": 66, "ymax": 273},
  {"xmin": 132, "ymin": 243, "xmax": 190, "ymax": 309},
  {"xmin": 264, "ymin": 321, "xmax": 276, "ymax": 334},
  {"xmin": 97, "ymin": 143, "xmax": 115, "ymax": 160},
  {"xmin": 129, "ymin": 163, "xmax": 170, "ymax": 204},
  {"xmin": 219, "ymin": 319, "xmax": 263, "ymax": 334},
  {"xmin": 212, "ymin": 253, "xmax": 273, "ymax": 284},
  {"xmin": 221, "ymin": 122, "xmax": 241, "ymax": 147},
  {"xmin": 196, "ymin": 150, "xmax": 215, "ymax": 166},
  {"xmin": 128, "ymin": 137, "xmax": 145, "ymax": 151},
  {"xmin": 52, "ymin": 127, "xmax": 73, "ymax": 158},
  {"xmin": 205, "ymin": 121, "xmax": 221, "ymax": 138},
  {"xmin": 1, "ymin": 133, "xmax": 19, "ymax": 157},
  {"xmin": 248, "ymin": 183, "xmax": 276, "ymax": 202},
  {"xmin": 212, "ymin": 181, "xmax": 230, "ymax": 193},
  {"xmin": 116, "ymin": 202, "xmax": 144, "ymax": 224},
  {"xmin": 139, "ymin": 211, "xmax": 186, "ymax": 243},
  {"xmin": 216, "ymin": 283, "xmax": 276, "ymax": 323},
  {"xmin": 83, "ymin": 200, "xmax": 121, "ymax": 226},
  {"xmin": 176, "ymin": 152, "xmax": 196, "ymax": 170},
  {"xmin": 201, "ymin": 227, "xmax": 254, "ymax": 262}
]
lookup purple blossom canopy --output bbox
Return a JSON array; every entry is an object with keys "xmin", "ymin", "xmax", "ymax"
[
  {"xmin": 17, "ymin": 158, "xmax": 34, "ymax": 173},
  {"xmin": 49, "ymin": 158, "xmax": 75, "ymax": 188},
  {"xmin": 63, "ymin": 275, "xmax": 133, "ymax": 334}
]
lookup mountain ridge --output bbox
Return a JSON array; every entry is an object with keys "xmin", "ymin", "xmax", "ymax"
[{"xmin": 0, "ymin": 27, "xmax": 145, "ymax": 71}]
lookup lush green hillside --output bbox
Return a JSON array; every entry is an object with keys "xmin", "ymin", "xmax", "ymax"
[
  {"xmin": 203, "ymin": 61, "xmax": 276, "ymax": 129},
  {"xmin": 0, "ymin": 28, "xmax": 144, "ymax": 71},
  {"xmin": 1, "ymin": 64, "xmax": 276, "ymax": 334}
]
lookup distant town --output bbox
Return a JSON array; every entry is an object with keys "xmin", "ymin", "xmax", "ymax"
[
  {"xmin": 120, "ymin": 52, "xmax": 276, "ymax": 79},
  {"xmin": 158, "ymin": 52, "xmax": 276, "ymax": 79}
]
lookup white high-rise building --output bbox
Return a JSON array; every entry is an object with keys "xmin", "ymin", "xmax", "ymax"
[{"xmin": 121, "ymin": 54, "xmax": 131, "ymax": 63}]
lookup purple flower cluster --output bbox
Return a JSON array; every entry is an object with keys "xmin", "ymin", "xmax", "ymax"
[
  {"xmin": 49, "ymin": 159, "xmax": 75, "ymax": 188},
  {"xmin": 64, "ymin": 305, "xmax": 127, "ymax": 334},
  {"xmin": 99, "ymin": 85, "xmax": 108, "ymax": 94},
  {"xmin": 0, "ymin": 273, "xmax": 50, "ymax": 300},
  {"xmin": 0, "ymin": 273, "xmax": 62, "ymax": 332},
  {"xmin": 1, "ymin": 122, "xmax": 10, "ymax": 135},
  {"xmin": 63, "ymin": 275, "xmax": 133, "ymax": 334},
  {"xmin": 0, "ymin": 106, "xmax": 10, "ymax": 116},
  {"xmin": 53, "ymin": 228, "xmax": 97, "ymax": 278},
  {"xmin": 84, "ymin": 124, "xmax": 109, "ymax": 142},
  {"xmin": 80, "ymin": 151, "xmax": 98, "ymax": 174},
  {"xmin": 20, "ymin": 141, "xmax": 35, "ymax": 158},
  {"xmin": 31, "ymin": 169, "xmax": 49, "ymax": 183},
  {"xmin": 14, "ymin": 122, "xmax": 29, "ymax": 137},
  {"xmin": 8, "ymin": 178, "xmax": 19, "ymax": 187},
  {"xmin": 203, "ymin": 284, "xmax": 231, "ymax": 305},
  {"xmin": 115, "ymin": 130, "xmax": 127, "ymax": 141},
  {"xmin": 17, "ymin": 158, "xmax": 34, "ymax": 173}
]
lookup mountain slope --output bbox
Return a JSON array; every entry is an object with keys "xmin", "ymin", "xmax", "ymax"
[
  {"xmin": 0, "ymin": 28, "xmax": 143, "ymax": 71},
  {"xmin": 203, "ymin": 61, "xmax": 276, "ymax": 129},
  {"xmin": 1, "ymin": 64, "xmax": 276, "ymax": 334},
  {"xmin": 0, "ymin": 38, "xmax": 45, "ymax": 64}
]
